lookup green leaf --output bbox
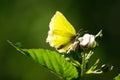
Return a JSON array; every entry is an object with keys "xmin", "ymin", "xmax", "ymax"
[
  {"xmin": 21, "ymin": 49, "xmax": 78, "ymax": 80},
  {"xmin": 115, "ymin": 74, "xmax": 120, "ymax": 80},
  {"xmin": 7, "ymin": 41, "xmax": 78, "ymax": 79}
]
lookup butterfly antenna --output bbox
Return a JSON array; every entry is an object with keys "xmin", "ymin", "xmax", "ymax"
[{"xmin": 77, "ymin": 28, "xmax": 88, "ymax": 36}]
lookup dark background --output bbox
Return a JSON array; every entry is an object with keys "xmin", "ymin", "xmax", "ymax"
[{"xmin": 0, "ymin": 0, "xmax": 120, "ymax": 80}]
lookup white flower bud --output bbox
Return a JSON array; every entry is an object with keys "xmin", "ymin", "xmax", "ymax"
[{"xmin": 78, "ymin": 34, "xmax": 95, "ymax": 48}]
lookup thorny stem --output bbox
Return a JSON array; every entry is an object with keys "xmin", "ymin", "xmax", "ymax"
[
  {"xmin": 81, "ymin": 52, "xmax": 86, "ymax": 80},
  {"xmin": 80, "ymin": 51, "xmax": 94, "ymax": 80}
]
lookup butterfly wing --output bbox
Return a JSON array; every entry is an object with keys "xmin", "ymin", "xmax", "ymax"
[{"xmin": 46, "ymin": 11, "xmax": 76, "ymax": 53}]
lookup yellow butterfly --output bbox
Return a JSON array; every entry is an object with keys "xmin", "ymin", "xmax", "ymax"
[{"xmin": 46, "ymin": 11, "xmax": 78, "ymax": 53}]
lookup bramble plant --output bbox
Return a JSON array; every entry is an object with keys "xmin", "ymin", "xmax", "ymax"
[{"xmin": 8, "ymin": 11, "xmax": 117, "ymax": 80}]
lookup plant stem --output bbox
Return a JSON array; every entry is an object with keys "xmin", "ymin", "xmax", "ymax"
[{"xmin": 81, "ymin": 52, "xmax": 86, "ymax": 80}]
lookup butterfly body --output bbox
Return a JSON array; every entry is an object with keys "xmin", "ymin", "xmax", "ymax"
[{"xmin": 46, "ymin": 11, "xmax": 77, "ymax": 53}]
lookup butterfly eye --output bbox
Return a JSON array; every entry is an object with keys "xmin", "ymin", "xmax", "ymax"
[{"xmin": 75, "ymin": 33, "xmax": 80, "ymax": 40}]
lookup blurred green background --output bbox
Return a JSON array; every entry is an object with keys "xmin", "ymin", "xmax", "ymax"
[{"xmin": 0, "ymin": 0, "xmax": 120, "ymax": 80}]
